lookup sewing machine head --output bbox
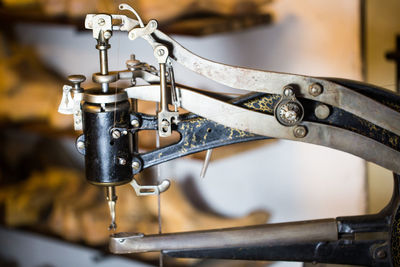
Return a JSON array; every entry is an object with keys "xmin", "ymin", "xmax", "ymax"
[{"xmin": 58, "ymin": 3, "xmax": 400, "ymax": 266}]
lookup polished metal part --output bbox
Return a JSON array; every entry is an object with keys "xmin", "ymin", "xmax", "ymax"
[
  {"xmin": 200, "ymin": 149, "xmax": 213, "ymax": 178},
  {"xmin": 106, "ymin": 186, "xmax": 117, "ymax": 230},
  {"xmin": 130, "ymin": 178, "xmax": 170, "ymax": 196},
  {"xmin": 168, "ymin": 62, "xmax": 180, "ymax": 110},
  {"xmin": 68, "ymin": 75, "xmax": 86, "ymax": 92},
  {"xmin": 125, "ymin": 85, "xmax": 400, "ymax": 173},
  {"xmin": 110, "ymin": 219, "xmax": 338, "ymax": 253},
  {"xmin": 92, "ymin": 72, "xmax": 118, "ymax": 84},
  {"xmin": 83, "ymin": 88, "xmax": 128, "ymax": 104}
]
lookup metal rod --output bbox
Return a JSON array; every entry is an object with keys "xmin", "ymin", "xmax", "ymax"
[
  {"xmin": 110, "ymin": 219, "xmax": 338, "ymax": 254},
  {"xmin": 159, "ymin": 63, "xmax": 168, "ymax": 112},
  {"xmin": 98, "ymin": 40, "xmax": 109, "ymax": 93}
]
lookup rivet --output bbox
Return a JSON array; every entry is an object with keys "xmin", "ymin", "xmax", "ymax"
[
  {"xmin": 77, "ymin": 141, "xmax": 85, "ymax": 150},
  {"xmin": 132, "ymin": 161, "xmax": 140, "ymax": 170},
  {"xmin": 377, "ymin": 249, "xmax": 387, "ymax": 259},
  {"xmin": 283, "ymin": 86, "xmax": 294, "ymax": 96},
  {"xmin": 131, "ymin": 119, "xmax": 140, "ymax": 128},
  {"xmin": 309, "ymin": 83, "xmax": 323, "ymax": 97},
  {"xmin": 293, "ymin": 125, "xmax": 307, "ymax": 138},
  {"xmin": 314, "ymin": 104, "xmax": 330, "ymax": 120}
]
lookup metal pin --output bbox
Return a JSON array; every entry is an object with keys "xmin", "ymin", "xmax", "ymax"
[
  {"xmin": 200, "ymin": 149, "xmax": 213, "ymax": 178},
  {"xmin": 106, "ymin": 186, "xmax": 117, "ymax": 230}
]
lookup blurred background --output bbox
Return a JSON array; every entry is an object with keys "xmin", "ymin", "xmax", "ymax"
[{"xmin": 0, "ymin": 0, "xmax": 399, "ymax": 266}]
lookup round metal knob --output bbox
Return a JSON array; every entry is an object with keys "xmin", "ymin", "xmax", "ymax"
[{"xmin": 68, "ymin": 75, "xmax": 86, "ymax": 91}]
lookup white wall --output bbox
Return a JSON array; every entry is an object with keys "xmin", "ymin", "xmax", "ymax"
[{"xmin": 15, "ymin": 0, "xmax": 363, "ymax": 266}]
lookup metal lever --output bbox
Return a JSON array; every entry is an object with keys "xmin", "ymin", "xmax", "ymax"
[
  {"xmin": 130, "ymin": 178, "xmax": 170, "ymax": 196},
  {"xmin": 154, "ymin": 45, "xmax": 179, "ymax": 137}
]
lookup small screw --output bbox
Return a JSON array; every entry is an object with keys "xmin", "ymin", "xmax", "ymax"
[
  {"xmin": 293, "ymin": 125, "xmax": 307, "ymax": 138},
  {"xmin": 150, "ymin": 21, "xmax": 157, "ymax": 28},
  {"xmin": 98, "ymin": 18, "xmax": 105, "ymax": 26},
  {"xmin": 309, "ymin": 83, "xmax": 323, "ymax": 97},
  {"xmin": 77, "ymin": 141, "xmax": 85, "ymax": 150},
  {"xmin": 111, "ymin": 129, "xmax": 121, "ymax": 139},
  {"xmin": 119, "ymin": 239, "xmax": 125, "ymax": 243},
  {"xmin": 122, "ymin": 130, "xmax": 128, "ymax": 135},
  {"xmin": 377, "ymin": 249, "xmax": 387, "ymax": 259},
  {"xmin": 283, "ymin": 86, "xmax": 294, "ymax": 96},
  {"xmin": 118, "ymin": 158, "xmax": 127, "ymax": 166},
  {"xmin": 131, "ymin": 119, "xmax": 140, "ymax": 128},
  {"xmin": 103, "ymin": 30, "xmax": 112, "ymax": 39},
  {"xmin": 132, "ymin": 161, "xmax": 140, "ymax": 170}
]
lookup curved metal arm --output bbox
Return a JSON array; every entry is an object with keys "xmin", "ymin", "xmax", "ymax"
[
  {"xmin": 126, "ymin": 84, "xmax": 400, "ymax": 173},
  {"xmin": 150, "ymin": 30, "xmax": 400, "ymax": 137}
]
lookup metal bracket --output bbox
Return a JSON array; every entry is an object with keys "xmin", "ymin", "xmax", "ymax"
[
  {"xmin": 130, "ymin": 178, "xmax": 170, "ymax": 196},
  {"xmin": 58, "ymin": 85, "xmax": 83, "ymax": 130}
]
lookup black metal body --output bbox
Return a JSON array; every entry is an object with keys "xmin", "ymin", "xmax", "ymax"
[{"xmin": 82, "ymin": 99, "xmax": 132, "ymax": 186}]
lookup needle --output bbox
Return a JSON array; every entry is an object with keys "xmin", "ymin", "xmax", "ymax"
[
  {"xmin": 200, "ymin": 149, "xmax": 213, "ymax": 178},
  {"xmin": 106, "ymin": 186, "xmax": 117, "ymax": 231}
]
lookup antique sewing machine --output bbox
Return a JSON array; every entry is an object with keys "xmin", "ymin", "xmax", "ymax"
[{"xmin": 58, "ymin": 4, "xmax": 400, "ymax": 266}]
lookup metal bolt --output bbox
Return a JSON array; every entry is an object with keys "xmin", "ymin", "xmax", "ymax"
[
  {"xmin": 118, "ymin": 158, "xmax": 127, "ymax": 165},
  {"xmin": 131, "ymin": 119, "xmax": 140, "ymax": 127},
  {"xmin": 309, "ymin": 83, "xmax": 323, "ymax": 97},
  {"xmin": 111, "ymin": 129, "xmax": 121, "ymax": 139},
  {"xmin": 98, "ymin": 18, "xmax": 105, "ymax": 26},
  {"xmin": 314, "ymin": 104, "xmax": 330, "ymax": 120},
  {"xmin": 293, "ymin": 125, "xmax": 307, "ymax": 138},
  {"xmin": 77, "ymin": 141, "xmax": 85, "ymax": 150},
  {"xmin": 103, "ymin": 30, "xmax": 112, "ymax": 39},
  {"xmin": 132, "ymin": 161, "xmax": 140, "ymax": 170},
  {"xmin": 283, "ymin": 86, "xmax": 294, "ymax": 96},
  {"xmin": 122, "ymin": 130, "xmax": 128, "ymax": 135},
  {"xmin": 377, "ymin": 249, "xmax": 387, "ymax": 259}
]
